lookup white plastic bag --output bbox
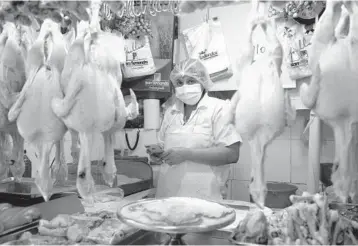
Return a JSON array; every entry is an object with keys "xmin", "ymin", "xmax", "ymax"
[
  {"xmin": 182, "ymin": 18, "xmax": 232, "ymax": 82},
  {"xmin": 276, "ymin": 20, "xmax": 313, "ymax": 80},
  {"xmin": 122, "ymin": 36, "xmax": 156, "ymax": 79}
]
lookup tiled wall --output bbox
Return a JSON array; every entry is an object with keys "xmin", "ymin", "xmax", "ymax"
[{"xmin": 227, "ymin": 110, "xmax": 335, "ymax": 201}]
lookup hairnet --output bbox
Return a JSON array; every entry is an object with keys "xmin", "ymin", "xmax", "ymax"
[{"xmin": 170, "ymin": 58, "xmax": 213, "ymax": 90}]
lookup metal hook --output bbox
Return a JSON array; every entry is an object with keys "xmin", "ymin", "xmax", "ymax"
[
  {"xmin": 149, "ymin": 0, "xmax": 157, "ymax": 16},
  {"xmin": 156, "ymin": 0, "xmax": 163, "ymax": 13},
  {"xmin": 118, "ymin": 2, "xmax": 126, "ymax": 18},
  {"xmin": 133, "ymin": 0, "xmax": 142, "ymax": 16},
  {"xmin": 172, "ymin": 0, "xmax": 180, "ymax": 15},
  {"xmin": 161, "ymin": 0, "xmax": 169, "ymax": 12},
  {"xmin": 141, "ymin": 0, "xmax": 147, "ymax": 15}
]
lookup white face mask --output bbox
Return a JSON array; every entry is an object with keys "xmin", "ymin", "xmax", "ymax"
[{"xmin": 175, "ymin": 84, "xmax": 203, "ymax": 105}]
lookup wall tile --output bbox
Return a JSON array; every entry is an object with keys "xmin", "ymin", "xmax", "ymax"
[
  {"xmin": 234, "ymin": 139, "xmax": 291, "ymax": 182},
  {"xmin": 321, "ymin": 140, "xmax": 335, "ymax": 163},
  {"xmin": 321, "ymin": 123, "xmax": 334, "ymax": 141},
  {"xmin": 291, "ymin": 111, "xmax": 310, "ymax": 140},
  {"xmin": 265, "ymin": 140, "xmax": 291, "ymax": 182},
  {"xmin": 233, "ymin": 140, "xmax": 251, "ymax": 181},
  {"xmin": 276, "ymin": 126, "xmax": 291, "ymax": 140},
  {"xmin": 230, "ymin": 180, "xmax": 250, "ymax": 202},
  {"xmin": 291, "ymin": 140, "xmax": 308, "ymax": 183}
]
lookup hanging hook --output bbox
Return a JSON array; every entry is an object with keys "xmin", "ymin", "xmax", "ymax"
[
  {"xmin": 161, "ymin": 0, "xmax": 169, "ymax": 12},
  {"xmin": 118, "ymin": 1, "xmax": 126, "ymax": 18},
  {"xmin": 140, "ymin": 0, "xmax": 147, "ymax": 15},
  {"xmin": 133, "ymin": 0, "xmax": 142, "ymax": 16},
  {"xmin": 156, "ymin": 0, "xmax": 163, "ymax": 13},
  {"xmin": 172, "ymin": 0, "xmax": 180, "ymax": 15},
  {"xmin": 149, "ymin": 0, "xmax": 157, "ymax": 16}
]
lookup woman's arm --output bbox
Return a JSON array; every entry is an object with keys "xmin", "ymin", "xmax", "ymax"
[
  {"xmin": 187, "ymin": 142, "xmax": 241, "ymax": 166},
  {"xmin": 160, "ymin": 142, "xmax": 241, "ymax": 166}
]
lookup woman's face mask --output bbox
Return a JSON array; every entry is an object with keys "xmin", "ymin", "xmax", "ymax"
[{"xmin": 175, "ymin": 84, "xmax": 203, "ymax": 105}]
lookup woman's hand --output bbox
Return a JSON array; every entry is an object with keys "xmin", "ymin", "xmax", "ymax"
[{"xmin": 160, "ymin": 148, "xmax": 191, "ymax": 166}]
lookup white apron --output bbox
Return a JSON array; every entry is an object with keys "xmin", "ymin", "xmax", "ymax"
[{"xmin": 155, "ymin": 110, "xmax": 229, "ymax": 201}]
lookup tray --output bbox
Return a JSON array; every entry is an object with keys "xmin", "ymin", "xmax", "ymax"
[
  {"xmin": 0, "ymin": 220, "xmax": 39, "ymax": 244},
  {"xmin": 117, "ymin": 197, "xmax": 236, "ymax": 234}
]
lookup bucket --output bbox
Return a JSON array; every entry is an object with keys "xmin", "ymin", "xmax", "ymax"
[{"xmin": 250, "ymin": 182, "xmax": 298, "ymax": 209}]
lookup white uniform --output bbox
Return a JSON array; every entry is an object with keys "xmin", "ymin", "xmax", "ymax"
[{"xmin": 156, "ymin": 94, "xmax": 242, "ymax": 201}]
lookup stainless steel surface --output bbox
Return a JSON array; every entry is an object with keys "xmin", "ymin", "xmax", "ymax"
[
  {"xmin": 119, "ymin": 230, "xmax": 235, "ymax": 245},
  {"xmin": 117, "ymin": 198, "xmax": 236, "ymax": 234}
]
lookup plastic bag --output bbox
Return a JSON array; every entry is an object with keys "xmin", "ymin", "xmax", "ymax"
[
  {"xmin": 276, "ymin": 20, "xmax": 313, "ymax": 80},
  {"xmin": 121, "ymin": 36, "xmax": 156, "ymax": 79},
  {"xmin": 182, "ymin": 18, "xmax": 232, "ymax": 82}
]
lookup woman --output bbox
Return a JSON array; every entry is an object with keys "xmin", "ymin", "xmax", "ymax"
[{"xmin": 150, "ymin": 58, "xmax": 242, "ymax": 201}]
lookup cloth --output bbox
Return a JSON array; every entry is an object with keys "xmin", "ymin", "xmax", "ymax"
[{"xmin": 156, "ymin": 93, "xmax": 242, "ymax": 201}]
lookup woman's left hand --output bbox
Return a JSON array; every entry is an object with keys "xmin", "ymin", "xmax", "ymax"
[{"xmin": 160, "ymin": 148, "xmax": 191, "ymax": 166}]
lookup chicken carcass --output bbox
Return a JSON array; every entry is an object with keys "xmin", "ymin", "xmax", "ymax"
[
  {"xmin": 51, "ymin": 3, "xmax": 138, "ymax": 201},
  {"xmin": 300, "ymin": 0, "xmax": 358, "ymax": 203},
  {"xmin": 224, "ymin": 1, "xmax": 295, "ymax": 208},
  {"xmin": 8, "ymin": 19, "xmax": 68, "ymax": 201},
  {"xmin": 0, "ymin": 22, "xmax": 31, "ymax": 180}
]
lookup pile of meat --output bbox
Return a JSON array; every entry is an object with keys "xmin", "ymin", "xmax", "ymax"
[
  {"xmin": 0, "ymin": 203, "xmax": 41, "ymax": 235},
  {"xmin": 2, "ymin": 211, "xmax": 136, "ymax": 245},
  {"xmin": 0, "ymin": 0, "xmax": 139, "ymax": 203},
  {"xmin": 233, "ymin": 192, "xmax": 358, "ymax": 245}
]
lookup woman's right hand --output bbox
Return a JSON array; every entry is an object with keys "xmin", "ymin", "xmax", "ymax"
[
  {"xmin": 147, "ymin": 150, "xmax": 163, "ymax": 164},
  {"xmin": 150, "ymin": 155, "xmax": 162, "ymax": 163}
]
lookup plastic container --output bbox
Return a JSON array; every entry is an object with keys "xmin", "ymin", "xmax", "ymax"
[
  {"xmin": 320, "ymin": 163, "xmax": 333, "ymax": 187},
  {"xmin": 250, "ymin": 182, "xmax": 298, "ymax": 209},
  {"xmin": 266, "ymin": 182, "xmax": 298, "ymax": 208}
]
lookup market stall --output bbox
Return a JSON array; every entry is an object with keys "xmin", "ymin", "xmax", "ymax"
[{"xmin": 0, "ymin": 0, "xmax": 357, "ymax": 245}]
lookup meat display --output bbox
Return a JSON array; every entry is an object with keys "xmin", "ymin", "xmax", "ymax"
[
  {"xmin": 300, "ymin": 0, "xmax": 358, "ymax": 203},
  {"xmin": 0, "ymin": 22, "xmax": 32, "ymax": 181},
  {"xmin": 7, "ymin": 19, "xmax": 68, "ymax": 201},
  {"xmin": 224, "ymin": 0, "xmax": 296, "ymax": 208},
  {"xmin": 33, "ymin": 211, "xmax": 134, "ymax": 245},
  {"xmin": 51, "ymin": 2, "xmax": 138, "ymax": 201},
  {"xmin": 233, "ymin": 192, "xmax": 358, "ymax": 245},
  {"xmin": 0, "ymin": 203, "xmax": 41, "ymax": 234}
]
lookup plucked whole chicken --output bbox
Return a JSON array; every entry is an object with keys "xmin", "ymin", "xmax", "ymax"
[
  {"xmin": 0, "ymin": 22, "xmax": 33, "ymax": 181},
  {"xmin": 224, "ymin": 0, "xmax": 296, "ymax": 208},
  {"xmin": 300, "ymin": 0, "xmax": 358, "ymax": 203},
  {"xmin": 7, "ymin": 19, "xmax": 68, "ymax": 201},
  {"xmin": 51, "ymin": 3, "xmax": 139, "ymax": 201}
]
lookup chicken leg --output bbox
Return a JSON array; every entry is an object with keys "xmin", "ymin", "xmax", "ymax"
[
  {"xmin": 36, "ymin": 142, "xmax": 55, "ymax": 202},
  {"xmin": 70, "ymin": 129, "xmax": 80, "ymax": 165},
  {"xmin": 100, "ymin": 131, "xmax": 117, "ymax": 187},
  {"xmin": 51, "ymin": 140, "xmax": 68, "ymax": 186},
  {"xmin": 8, "ymin": 130, "xmax": 25, "ymax": 180},
  {"xmin": 249, "ymin": 134, "xmax": 268, "ymax": 209},
  {"xmin": 76, "ymin": 132, "xmax": 95, "ymax": 202}
]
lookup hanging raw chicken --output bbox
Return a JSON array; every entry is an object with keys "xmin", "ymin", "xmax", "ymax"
[
  {"xmin": 224, "ymin": 1, "xmax": 295, "ymax": 208},
  {"xmin": 8, "ymin": 19, "xmax": 68, "ymax": 201},
  {"xmin": 0, "ymin": 22, "xmax": 31, "ymax": 181},
  {"xmin": 300, "ymin": 0, "xmax": 358, "ymax": 203},
  {"xmin": 51, "ymin": 2, "xmax": 138, "ymax": 201}
]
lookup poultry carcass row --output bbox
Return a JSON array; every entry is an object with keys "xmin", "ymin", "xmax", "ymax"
[
  {"xmin": 224, "ymin": 2, "xmax": 296, "ymax": 208},
  {"xmin": 300, "ymin": 0, "xmax": 358, "ymax": 203},
  {"xmin": 8, "ymin": 19, "xmax": 68, "ymax": 201},
  {"xmin": 51, "ymin": 3, "xmax": 139, "ymax": 201},
  {"xmin": 0, "ymin": 22, "xmax": 33, "ymax": 180}
]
